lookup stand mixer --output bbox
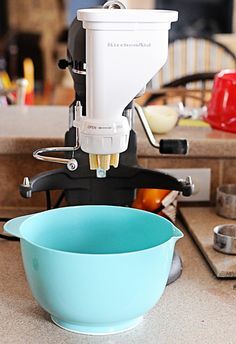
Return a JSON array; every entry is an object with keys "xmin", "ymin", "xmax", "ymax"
[{"xmin": 20, "ymin": 2, "xmax": 193, "ymax": 283}]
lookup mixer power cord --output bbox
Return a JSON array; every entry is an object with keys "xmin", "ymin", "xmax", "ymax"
[{"xmin": 0, "ymin": 233, "xmax": 19, "ymax": 241}]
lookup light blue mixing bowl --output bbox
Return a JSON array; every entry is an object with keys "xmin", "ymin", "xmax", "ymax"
[{"xmin": 4, "ymin": 205, "xmax": 183, "ymax": 335}]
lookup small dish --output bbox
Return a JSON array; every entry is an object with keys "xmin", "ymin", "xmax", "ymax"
[
  {"xmin": 144, "ymin": 105, "xmax": 178, "ymax": 134},
  {"xmin": 213, "ymin": 224, "xmax": 236, "ymax": 255}
]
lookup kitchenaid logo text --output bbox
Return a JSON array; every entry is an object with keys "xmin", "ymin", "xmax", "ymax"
[{"xmin": 107, "ymin": 42, "xmax": 151, "ymax": 48}]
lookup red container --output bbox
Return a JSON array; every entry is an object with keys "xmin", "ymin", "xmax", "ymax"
[{"xmin": 205, "ymin": 70, "xmax": 236, "ymax": 133}]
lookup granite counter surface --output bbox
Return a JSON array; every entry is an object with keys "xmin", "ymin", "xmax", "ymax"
[
  {"xmin": 0, "ymin": 217, "xmax": 235, "ymax": 344},
  {"xmin": 0, "ymin": 106, "xmax": 236, "ymax": 157}
]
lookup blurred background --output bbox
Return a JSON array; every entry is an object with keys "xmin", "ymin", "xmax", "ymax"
[{"xmin": 0, "ymin": 0, "xmax": 236, "ymax": 106}]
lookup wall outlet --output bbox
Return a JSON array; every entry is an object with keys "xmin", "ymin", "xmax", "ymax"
[{"xmin": 158, "ymin": 168, "xmax": 211, "ymax": 202}]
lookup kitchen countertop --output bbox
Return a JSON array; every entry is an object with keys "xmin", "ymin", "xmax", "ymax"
[
  {"xmin": 1, "ymin": 216, "xmax": 236, "ymax": 344},
  {"xmin": 180, "ymin": 207, "xmax": 236, "ymax": 278},
  {"xmin": 0, "ymin": 105, "xmax": 236, "ymax": 157}
]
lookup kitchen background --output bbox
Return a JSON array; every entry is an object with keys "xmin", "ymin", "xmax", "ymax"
[
  {"xmin": 0, "ymin": 2, "xmax": 236, "ymax": 342},
  {"xmin": 1, "ymin": 0, "xmax": 236, "ymax": 95}
]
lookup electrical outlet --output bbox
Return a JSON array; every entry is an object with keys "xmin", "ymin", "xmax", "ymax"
[{"xmin": 158, "ymin": 168, "xmax": 211, "ymax": 202}]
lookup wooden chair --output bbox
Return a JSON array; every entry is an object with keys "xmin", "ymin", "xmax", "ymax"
[
  {"xmin": 144, "ymin": 72, "xmax": 215, "ymax": 107},
  {"xmin": 145, "ymin": 36, "xmax": 236, "ymax": 108},
  {"xmin": 151, "ymin": 36, "xmax": 236, "ymax": 90}
]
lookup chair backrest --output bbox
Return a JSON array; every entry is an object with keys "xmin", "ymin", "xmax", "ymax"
[{"xmin": 150, "ymin": 36, "xmax": 236, "ymax": 90}]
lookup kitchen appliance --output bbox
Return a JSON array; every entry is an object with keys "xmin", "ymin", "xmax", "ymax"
[
  {"xmin": 205, "ymin": 69, "xmax": 236, "ymax": 133},
  {"xmin": 19, "ymin": 2, "xmax": 193, "ymax": 282},
  {"xmin": 20, "ymin": 2, "xmax": 192, "ymax": 206},
  {"xmin": 4, "ymin": 205, "xmax": 183, "ymax": 334}
]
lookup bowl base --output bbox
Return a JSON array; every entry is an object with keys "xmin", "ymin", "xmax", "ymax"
[
  {"xmin": 167, "ymin": 250, "xmax": 183, "ymax": 285},
  {"xmin": 51, "ymin": 315, "xmax": 143, "ymax": 335}
]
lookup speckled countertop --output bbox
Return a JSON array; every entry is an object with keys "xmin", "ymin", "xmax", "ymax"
[
  {"xmin": 0, "ymin": 216, "xmax": 236, "ymax": 344},
  {"xmin": 0, "ymin": 106, "xmax": 236, "ymax": 157}
]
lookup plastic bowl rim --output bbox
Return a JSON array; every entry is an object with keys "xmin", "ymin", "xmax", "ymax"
[{"xmin": 18, "ymin": 205, "xmax": 180, "ymax": 257}]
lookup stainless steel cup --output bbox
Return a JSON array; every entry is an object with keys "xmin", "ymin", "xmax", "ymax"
[
  {"xmin": 213, "ymin": 224, "xmax": 236, "ymax": 255},
  {"xmin": 216, "ymin": 184, "xmax": 236, "ymax": 219}
]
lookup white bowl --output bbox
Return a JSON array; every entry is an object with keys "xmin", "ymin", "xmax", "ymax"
[{"xmin": 144, "ymin": 105, "xmax": 178, "ymax": 134}]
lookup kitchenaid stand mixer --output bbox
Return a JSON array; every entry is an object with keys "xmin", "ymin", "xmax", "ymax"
[{"xmin": 20, "ymin": 2, "xmax": 193, "ymax": 283}]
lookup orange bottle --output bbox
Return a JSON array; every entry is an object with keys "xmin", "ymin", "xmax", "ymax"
[
  {"xmin": 132, "ymin": 188, "xmax": 170, "ymax": 212},
  {"xmin": 23, "ymin": 58, "xmax": 34, "ymax": 104}
]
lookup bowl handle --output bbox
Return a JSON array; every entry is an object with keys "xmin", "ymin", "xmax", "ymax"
[{"xmin": 4, "ymin": 215, "xmax": 32, "ymax": 238}]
